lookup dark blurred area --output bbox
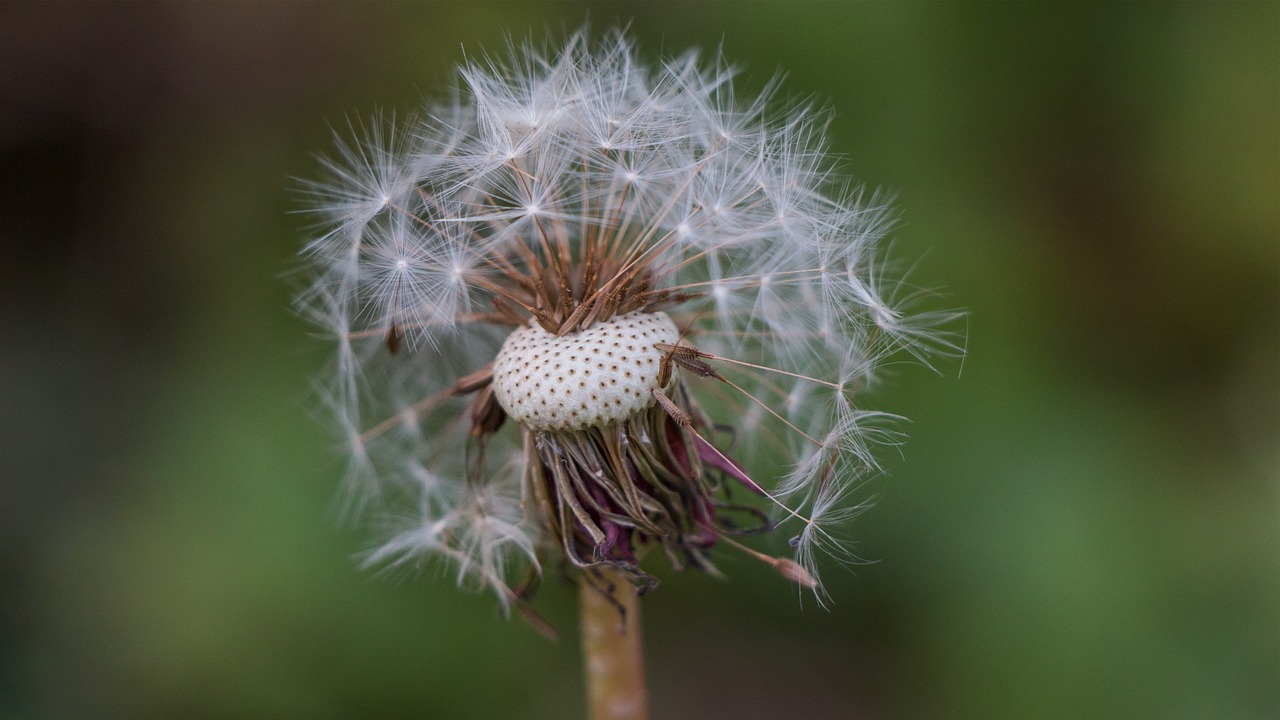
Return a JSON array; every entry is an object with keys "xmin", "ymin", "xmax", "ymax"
[{"xmin": 1, "ymin": 3, "xmax": 1275, "ymax": 719}]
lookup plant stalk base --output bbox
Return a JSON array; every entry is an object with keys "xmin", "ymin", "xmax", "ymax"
[{"xmin": 579, "ymin": 569, "xmax": 649, "ymax": 720}]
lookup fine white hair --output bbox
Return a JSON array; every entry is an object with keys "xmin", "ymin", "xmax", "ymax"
[{"xmin": 298, "ymin": 28, "xmax": 960, "ymax": 604}]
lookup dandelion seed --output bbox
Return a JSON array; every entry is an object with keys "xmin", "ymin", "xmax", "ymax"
[{"xmin": 297, "ymin": 29, "xmax": 959, "ymax": 616}]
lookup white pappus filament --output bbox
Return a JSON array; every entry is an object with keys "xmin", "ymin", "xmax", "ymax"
[{"xmin": 297, "ymin": 28, "xmax": 961, "ymax": 614}]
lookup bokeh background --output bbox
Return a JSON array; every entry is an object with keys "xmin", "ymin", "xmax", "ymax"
[{"xmin": 2, "ymin": 2, "xmax": 1276, "ymax": 719}]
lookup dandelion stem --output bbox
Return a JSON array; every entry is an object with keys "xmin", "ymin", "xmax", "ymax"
[{"xmin": 579, "ymin": 568, "xmax": 649, "ymax": 720}]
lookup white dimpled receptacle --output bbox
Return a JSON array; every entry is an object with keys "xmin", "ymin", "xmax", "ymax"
[{"xmin": 491, "ymin": 311, "xmax": 679, "ymax": 432}]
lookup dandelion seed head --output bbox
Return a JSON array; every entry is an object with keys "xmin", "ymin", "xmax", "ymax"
[{"xmin": 297, "ymin": 28, "xmax": 959, "ymax": 613}]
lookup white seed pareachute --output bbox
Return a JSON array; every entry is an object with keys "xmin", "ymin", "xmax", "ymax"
[
  {"xmin": 491, "ymin": 311, "xmax": 679, "ymax": 432},
  {"xmin": 299, "ymin": 30, "xmax": 961, "ymax": 610}
]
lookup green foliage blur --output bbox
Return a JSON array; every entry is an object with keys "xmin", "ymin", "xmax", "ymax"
[{"xmin": 2, "ymin": 3, "xmax": 1275, "ymax": 719}]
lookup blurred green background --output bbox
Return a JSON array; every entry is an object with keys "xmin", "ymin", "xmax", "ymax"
[{"xmin": 2, "ymin": 2, "xmax": 1276, "ymax": 719}]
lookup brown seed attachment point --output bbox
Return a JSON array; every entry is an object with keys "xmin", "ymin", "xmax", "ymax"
[
  {"xmin": 769, "ymin": 556, "xmax": 818, "ymax": 589},
  {"xmin": 719, "ymin": 535, "xmax": 818, "ymax": 589},
  {"xmin": 650, "ymin": 388, "xmax": 691, "ymax": 428},
  {"xmin": 654, "ymin": 342, "xmax": 722, "ymax": 380}
]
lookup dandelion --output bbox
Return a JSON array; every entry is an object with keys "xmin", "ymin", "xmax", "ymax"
[{"xmin": 297, "ymin": 29, "xmax": 959, "ymax": 720}]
